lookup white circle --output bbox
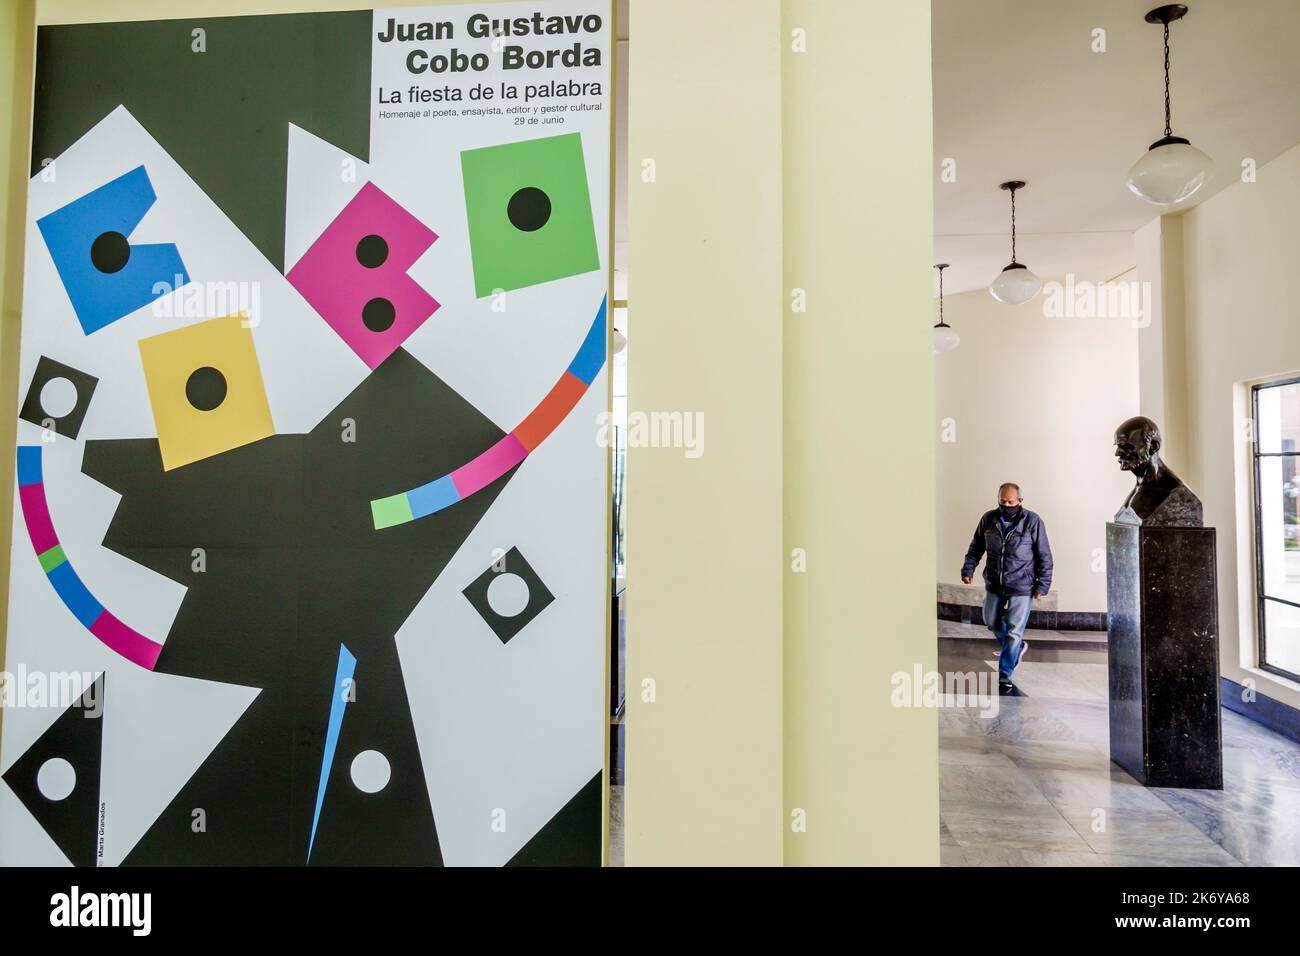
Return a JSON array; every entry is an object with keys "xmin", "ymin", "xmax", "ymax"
[
  {"xmin": 350, "ymin": 750, "xmax": 391, "ymax": 794},
  {"xmin": 37, "ymin": 758, "xmax": 76, "ymax": 801},
  {"xmin": 39, "ymin": 377, "xmax": 79, "ymax": 419},
  {"xmin": 486, "ymin": 572, "xmax": 530, "ymax": 617}
]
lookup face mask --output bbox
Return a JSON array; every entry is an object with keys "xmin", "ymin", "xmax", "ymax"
[{"xmin": 999, "ymin": 504, "xmax": 1022, "ymax": 519}]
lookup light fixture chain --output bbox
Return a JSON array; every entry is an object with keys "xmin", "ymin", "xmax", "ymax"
[
  {"xmin": 1010, "ymin": 186, "xmax": 1017, "ymax": 263},
  {"xmin": 1170, "ymin": 20, "xmax": 1180, "ymax": 137}
]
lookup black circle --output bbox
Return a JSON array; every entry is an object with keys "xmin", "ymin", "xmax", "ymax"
[
  {"xmin": 362, "ymin": 297, "xmax": 395, "ymax": 333},
  {"xmin": 507, "ymin": 187, "xmax": 552, "ymax": 232},
  {"xmin": 356, "ymin": 234, "xmax": 389, "ymax": 269},
  {"xmin": 90, "ymin": 231, "xmax": 131, "ymax": 273},
  {"xmin": 185, "ymin": 366, "xmax": 227, "ymax": 412}
]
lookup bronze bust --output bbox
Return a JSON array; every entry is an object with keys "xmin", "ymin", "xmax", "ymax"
[{"xmin": 1113, "ymin": 416, "xmax": 1203, "ymax": 527}]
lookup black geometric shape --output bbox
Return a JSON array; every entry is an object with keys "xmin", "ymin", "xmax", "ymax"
[
  {"xmin": 307, "ymin": 652, "xmax": 438, "ymax": 866},
  {"xmin": 362, "ymin": 297, "xmax": 395, "ymax": 333},
  {"xmin": 32, "ymin": 12, "xmax": 372, "ymax": 271},
  {"xmin": 507, "ymin": 186, "xmax": 552, "ymax": 232},
  {"xmin": 89, "ymin": 230, "xmax": 130, "ymax": 273},
  {"xmin": 462, "ymin": 545, "xmax": 555, "ymax": 645},
  {"xmin": 19, "ymin": 354, "xmax": 99, "ymax": 439},
  {"xmin": 184, "ymin": 366, "xmax": 227, "ymax": 411},
  {"xmin": 1, "ymin": 674, "xmax": 104, "ymax": 867},
  {"xmin": 506, "ymin": 771, "xmax": 601, "ymax": 867},
  {"xmin": 355, "ymin": 234, "xmax": 388, "ymax": 269},
  {"xmin": 82, "ymin": 349, "xmax": 518, "ymax": 865}
]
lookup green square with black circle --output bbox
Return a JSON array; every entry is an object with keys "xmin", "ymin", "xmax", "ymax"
[{"xmin": 461, "ymin": 133, "xmax": 600, "ymax": 297}]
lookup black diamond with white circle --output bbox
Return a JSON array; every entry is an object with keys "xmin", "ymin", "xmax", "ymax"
[
  {"xmin": 462, "ymin": 545, "xmax": 555, "ymax": 644},
  {"xmin": 18, "ymin": 355, "xmax": 100, "ymax": 440}
]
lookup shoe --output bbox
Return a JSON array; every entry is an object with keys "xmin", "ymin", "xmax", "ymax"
[{"xmin": 1013, "ymin": 640, "xmax": 1029, "ymax": 670}]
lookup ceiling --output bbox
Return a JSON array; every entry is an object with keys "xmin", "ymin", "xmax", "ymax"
[{"xmin": 933, "ymin": 0, "xmax": 1300, "ymax": 295}]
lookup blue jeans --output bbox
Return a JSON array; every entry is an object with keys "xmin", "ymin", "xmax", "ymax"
[{"xmin": 983, "ymin": 591, "xmax": 1032, "ymax": 679}]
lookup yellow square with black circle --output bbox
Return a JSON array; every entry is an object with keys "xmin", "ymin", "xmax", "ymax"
[{"xmin": 138, "ymin": 314, "xmax": 275, "ymax": 471}]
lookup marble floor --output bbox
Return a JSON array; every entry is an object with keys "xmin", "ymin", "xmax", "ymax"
[
  {"xmin": 608, "ymin": 784, "xmax": 624, "ymax": 867},
  {"xmin": 608, "ymin": 709, "xmax": 624, "ymax": 866},
  {"xmin": 940, "ymin": 622, "xmax": 1300, "ymax": 866},
  {"xmin": 603, "ymin": 622, "xmax": 1300, "ymax": 866}
]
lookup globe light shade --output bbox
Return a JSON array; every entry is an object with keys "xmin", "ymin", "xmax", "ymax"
[
  {"xmin": 612, "ymin": 328, "xmax": 627, "ymax": 354},
  {"xmin": 1126, "ymin": 137, "xmax": 1214, "ymax": 205},
  {"xmin": 988, "ymin": 263, "xmax": 1042, "ymax": 305},
  {"xmin": 933, "ymin": 324, "xmax": 960, "ymax": 354}
]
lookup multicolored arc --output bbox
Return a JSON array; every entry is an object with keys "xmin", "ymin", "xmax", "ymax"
[
  {"xmin": 16, "ymin": 445, "xmax": 164, "ymax": 670},
  {"xmin": 370, "ymin": 294, "xmax": 608, "ymax": 530}
]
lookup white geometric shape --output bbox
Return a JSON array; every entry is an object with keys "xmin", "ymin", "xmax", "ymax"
[
  {"xmin": 349, "ymin": 750, "xmax": 391, "ymax": 794},
  {"xmin": 285, "ymin": 123, "xmax": 368, "ymax": 273},
  {"xmin": 486, "ymin": 573, "xmax": 530, "ymax": 618},
  {"xmin": 98, "ymin": 668, "xmax": 260, "ymax": 866},
  {"xmin": 36, "ymin": 758, "xmax": 76, "ymax": 801},
  {"xmin": 39, "ymin": 377, "xmax": 79, "ymax": 418}
]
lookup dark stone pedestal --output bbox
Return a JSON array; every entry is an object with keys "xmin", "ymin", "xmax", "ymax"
[{"xmin": 1106, "ymin": 522, "xmax": 1223, "ymax": 789}]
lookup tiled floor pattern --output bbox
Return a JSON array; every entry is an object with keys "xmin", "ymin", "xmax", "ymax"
[{"xmin": 940, "ymin": 625, "xmax": 1300, "ymax": 866}]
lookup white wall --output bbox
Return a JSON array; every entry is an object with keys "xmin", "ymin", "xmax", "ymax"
[
  {"xmin": 1179, "ymin": 142, "xmax": 1300, "ymax": 709},
  {"xmin": 935, "ymin": 287, "xmax": 1139, "ymax": 612},
  {"xmin": 1134, "ymin": 215, "xmax": 1188, "ymax": 476}
]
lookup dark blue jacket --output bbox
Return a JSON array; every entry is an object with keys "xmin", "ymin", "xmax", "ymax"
[{"xmin": 961, "ymin": 509, "xmax": 1053, "ymax": 597}]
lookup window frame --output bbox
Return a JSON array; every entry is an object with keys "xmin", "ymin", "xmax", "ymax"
[{"xmin": 1251, "ymin": 375, "xmax": 1300, "ymax": 683}]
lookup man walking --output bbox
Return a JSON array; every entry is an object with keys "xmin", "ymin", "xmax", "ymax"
[{"xmin": 961, "ymin": 483, "xmax": 1053, "ymax": 687}]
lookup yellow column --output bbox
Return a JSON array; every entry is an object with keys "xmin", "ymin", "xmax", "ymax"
[
  {"xmin": 627, "ymin": 0, "xmax": 938, "ymax": 866},
  {"xmin": 781, "ymin": 0, "xmax": 938, "ymax": 864},
  {"xmin": 624, "ymin": 0, "xmax": 786, "ymax": 865}
]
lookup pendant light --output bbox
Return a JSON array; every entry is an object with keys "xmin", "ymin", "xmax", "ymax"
[
  {"xmin": 933, "ymin": 263, "xmax": 959, "ymax": 353},
  {"xmin": 988, "ymin": 181, "xmax": 1042, "ymax": 305},
  {"xmin": 1126, "ymin": 4, "xmax": 1213, "ymax": 205}
]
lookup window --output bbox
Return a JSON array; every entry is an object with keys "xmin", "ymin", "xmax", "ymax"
[{"xmin": 1252, "ymin": 378, "xmax": 1300, "ymax": 681}]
